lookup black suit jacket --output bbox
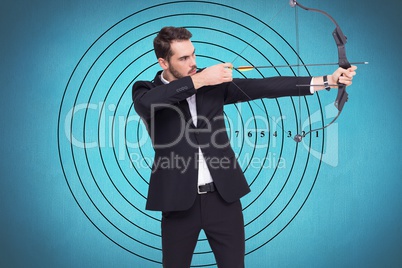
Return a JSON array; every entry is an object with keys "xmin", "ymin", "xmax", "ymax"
[{"xmin": 132, "ymin": 71, "xmax": 312, "ymax": 211}]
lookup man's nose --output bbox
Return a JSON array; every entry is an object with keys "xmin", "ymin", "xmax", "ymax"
[{"xmin": 190, "ymin": 55, "xmax": 196, "ymax": 66}]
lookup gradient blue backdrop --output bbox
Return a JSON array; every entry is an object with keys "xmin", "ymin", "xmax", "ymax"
[{"xmin": 1, "ymin": 0, "xmax": 401, "ymax": 267}]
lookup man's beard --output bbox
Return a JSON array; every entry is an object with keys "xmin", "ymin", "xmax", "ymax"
[{"xmin": 169, "ymin": 64, "xmax": 197, "ymax": 80}]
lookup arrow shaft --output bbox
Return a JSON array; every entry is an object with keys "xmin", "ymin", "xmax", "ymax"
[{"xmin": 235, "ymin": 61, "xmax": 368, "ymax": 71}]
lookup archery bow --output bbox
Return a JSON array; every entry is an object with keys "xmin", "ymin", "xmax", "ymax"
[
  {"xmin": 228, "ymin": 0, "xmax": 357, "ymax": 143},
  {"xmin": 290, "ymin": 0, "xmax": 352, "ymax": 142}
]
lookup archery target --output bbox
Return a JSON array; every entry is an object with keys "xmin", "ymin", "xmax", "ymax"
[{"xmin": 57, "ymin": 1, "xmax": 329, "ymax": 266}]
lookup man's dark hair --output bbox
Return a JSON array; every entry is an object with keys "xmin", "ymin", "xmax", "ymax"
[{"xmin": 153, "ymin": 27, "xmax": 192, "ymax": 61}]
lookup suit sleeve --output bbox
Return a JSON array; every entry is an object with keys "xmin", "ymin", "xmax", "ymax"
[
  {"xmin": 132, "ymin": 76, "xmax": 197, "ymax": 120},
  {"xmin": 224, "ymin": 76, "xmax": 313, "ymax": 105}
]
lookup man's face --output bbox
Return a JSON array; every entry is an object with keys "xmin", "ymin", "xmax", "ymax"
[{"xmin": 159, "ymin": 39, "xmax": 197, "ymax": 81}]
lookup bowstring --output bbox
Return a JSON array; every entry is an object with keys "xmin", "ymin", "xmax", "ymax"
[
  {"xmin": 295, "ymin": 1, "xmax": 303, "ymax": 139},
  {"xmin": 231, "ymin": 2, "xmax": 289, "ymax": 65}
]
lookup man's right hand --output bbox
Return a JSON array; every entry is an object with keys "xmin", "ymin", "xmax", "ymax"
[{"xmin": 191, "ymin": 63, "xmax": 233, "ymax": 89}]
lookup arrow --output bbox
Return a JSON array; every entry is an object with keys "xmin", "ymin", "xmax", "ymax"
[{"xmin": 234, "ymin": 61, "xmax": 368, "ymax": 72}]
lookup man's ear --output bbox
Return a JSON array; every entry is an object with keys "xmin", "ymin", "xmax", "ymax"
[{"xmin": 158, "ymin": 58, "xmax": 168, "ymax": 70}]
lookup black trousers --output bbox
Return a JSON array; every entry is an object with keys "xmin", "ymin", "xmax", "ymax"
[{"xmin": 161, "ymin": 191, "xmax": 245, "ymax": 268}]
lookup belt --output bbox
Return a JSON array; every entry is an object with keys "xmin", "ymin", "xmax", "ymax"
[{"xmin": 198, "ymin": 182, "xmax": 216, "ymax": 194}]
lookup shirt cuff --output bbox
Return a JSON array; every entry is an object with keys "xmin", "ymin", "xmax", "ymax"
[{"xmin": 309, "ymin": 78, "xmax": 315, "ymax": 94}]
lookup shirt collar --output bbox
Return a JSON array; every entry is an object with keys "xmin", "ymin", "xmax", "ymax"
[{"xmin": 160, "ymin": 71, "xmax": 169, "ymax": 84}]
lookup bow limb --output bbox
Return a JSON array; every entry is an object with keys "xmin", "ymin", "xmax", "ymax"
[{"xmin": 333, "ymin": 26, "xmax": 351, "ymax": 112}]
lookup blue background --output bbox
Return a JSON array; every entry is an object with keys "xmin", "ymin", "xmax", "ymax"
[{"xmin": 1, "ymin": 0, "xmax": 401, "ymax": 267}]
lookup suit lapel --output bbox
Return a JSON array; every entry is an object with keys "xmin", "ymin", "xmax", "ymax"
[
  {"xmin": 177, "ymin": 99, "xmax": 196, "ymax": 128},
  {"xmin": 153, "ymin": 71, "xmax": 198, "ymax": 128}
]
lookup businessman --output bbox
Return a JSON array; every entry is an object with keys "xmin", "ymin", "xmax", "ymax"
[{"xmin": 132, "ymin": 26, "xmax": 356, "ymax": 267}]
